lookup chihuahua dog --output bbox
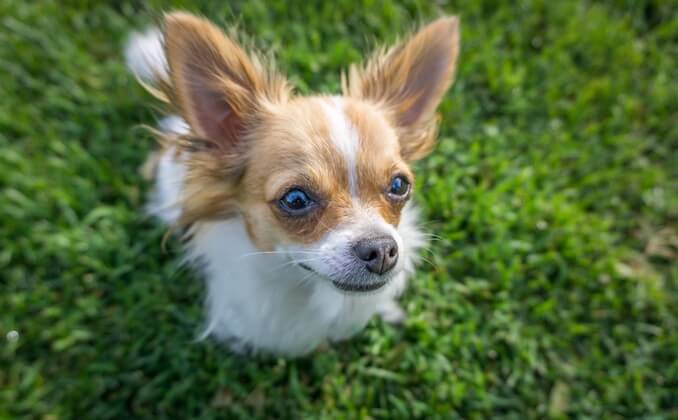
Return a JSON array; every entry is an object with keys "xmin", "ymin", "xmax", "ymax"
[{"xmin": 125, "ymin": 12, "xmax": 459, "ymax": 356}]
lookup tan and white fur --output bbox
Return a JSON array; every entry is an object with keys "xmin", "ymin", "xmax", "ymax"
[{"xmin": 125, "ymin": 12, "xmax": 460, "ymax": 356}]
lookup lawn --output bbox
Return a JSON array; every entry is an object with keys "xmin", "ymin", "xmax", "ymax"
[{"xmin": 1, "ymin": 0, "xmax": 676, "ymax": 418}]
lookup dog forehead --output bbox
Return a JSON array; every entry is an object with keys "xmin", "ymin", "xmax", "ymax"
[
  {"xmin": 244, "ymin": 97, "xmax": 408, "ymax": 244},
  {"xmin": 318, "ymin": 96, "xmax": 401, "ymax": 163},
  {"xmin": 256, "ymin": 96, "xmax": 400, "ymax": 180}
]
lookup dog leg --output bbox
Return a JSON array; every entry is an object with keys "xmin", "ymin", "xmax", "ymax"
[{"xmin": 377, "ymin": 299, "xmax": 406, "ymax": 324}]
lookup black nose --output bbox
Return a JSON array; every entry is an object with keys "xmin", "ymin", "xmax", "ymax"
[{"xmin": 352, "ymin": 236, "xmax": 399, "ymax": 275}]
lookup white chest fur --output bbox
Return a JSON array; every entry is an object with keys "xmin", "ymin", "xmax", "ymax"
[
  {"xmin": 187, "ymin": 218, "xmax": 405, "ymax": 355},
  {"xmin": 146, "ymin": 122, "xmax": 423, "ymax": 356}
]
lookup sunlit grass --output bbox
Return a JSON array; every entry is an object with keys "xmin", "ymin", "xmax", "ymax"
[{"xmin": 1, "ymin": 0, "xmax": 676, "ymax": 418}]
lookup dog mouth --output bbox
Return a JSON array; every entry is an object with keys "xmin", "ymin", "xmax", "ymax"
[
  {"xmin": 297, "ymin": 263, "xmax": 389, "ymax": 293},
  {"xmin": 331, "ymin": 279, "xmax": 388, "ymax": 292}
]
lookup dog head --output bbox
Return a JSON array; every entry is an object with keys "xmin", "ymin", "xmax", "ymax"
[{"xmin": 157, "ymin": 12, "xmax": 459, "ymax": 292}]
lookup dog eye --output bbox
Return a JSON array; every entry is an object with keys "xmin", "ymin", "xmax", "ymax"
[
  {"xmin": 279, "ymin": 188, "xmax": 315, "ymax": 215},
  {"xmin": 387, "ymin": 175, "xmax": 411, "ymax": 199}
]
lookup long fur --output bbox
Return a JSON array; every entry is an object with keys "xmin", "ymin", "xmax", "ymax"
[
  {"xmin": 143, "ymin": 141, "xmax": 424, "ymax": 355},
  {"xmin": 125, "ymin": 13, "xmax": 457, "ymax": 356}
]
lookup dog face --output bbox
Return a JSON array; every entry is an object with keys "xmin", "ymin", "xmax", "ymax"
[
  {"xmin": 161, "ymin": 13, "xmax": 459, "ymax": 292},
  {"xmin": 240, "ymin": 96, "xmax": 413, "ymax": 291}
]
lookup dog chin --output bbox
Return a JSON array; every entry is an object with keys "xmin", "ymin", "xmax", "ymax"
[{"xmin": 296, "ymin": 262, "xmax": 395, "ymax": 294}]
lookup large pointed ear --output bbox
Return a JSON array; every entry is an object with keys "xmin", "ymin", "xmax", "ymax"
[
  {"xmin": 344, "ymin": 17, "xmax": 460, "ymax": 161},
  {"xmin": 163, "ymin": 12, "xmax": 286, "ymax": 153}
]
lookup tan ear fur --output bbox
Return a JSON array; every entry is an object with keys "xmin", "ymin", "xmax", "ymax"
[
  {"xmin": 158, "ymin": 12, "xmax": 291, "ymax": 227},
  {"xmin": 163, "ymin": 12, "xmax": 288, "ymax": 151},
  {"xmin": 343, "ymin": 17, "xmax": 460, "ymax": 161}
]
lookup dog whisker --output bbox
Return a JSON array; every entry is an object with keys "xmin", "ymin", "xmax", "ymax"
[
  {"xmin": 237, "ymin": 250, "xmax": 322, "ymax": 260},
  {"xmin": 274, "ymin": 257, "xmax": 323, "ymax": 270},
  {"xmin": 418, "ymin": 254, "xmax": 438, "ymax": 269}
]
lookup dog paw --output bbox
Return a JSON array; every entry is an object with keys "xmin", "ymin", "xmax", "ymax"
[
  {"xmin": 377, "ymin": 300, "xmax": 406, "ymax": 325},
  {"xmin": 314, "ymin": 340, "xmax": 330, "ymax": 353}
]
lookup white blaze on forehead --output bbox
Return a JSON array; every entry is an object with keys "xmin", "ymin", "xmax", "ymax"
[{"xmin": 320, "ymin": 97, "xmax": 359, "ymax": 197}]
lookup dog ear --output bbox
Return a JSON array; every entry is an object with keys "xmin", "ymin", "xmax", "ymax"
[
  {"xmin": 344, "ymin": 17, "xmax": 460, "ymax": 161},
  {"xmin": 163, "ymin": 12, "xmax": 287, "ymax": 153}
]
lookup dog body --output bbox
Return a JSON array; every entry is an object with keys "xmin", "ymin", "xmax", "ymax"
[
  {"xmin": 147, "ymin": 118, "xmax": 419, "ymax": 355},
  {"xmin": 126, "ymin": 13, "xmax": 459, "ymax": 356}
]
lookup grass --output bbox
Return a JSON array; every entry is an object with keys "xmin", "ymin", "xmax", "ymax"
[{"xmin": 1, "ymin": 0, "xmax": 676, "ymax": 418}]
